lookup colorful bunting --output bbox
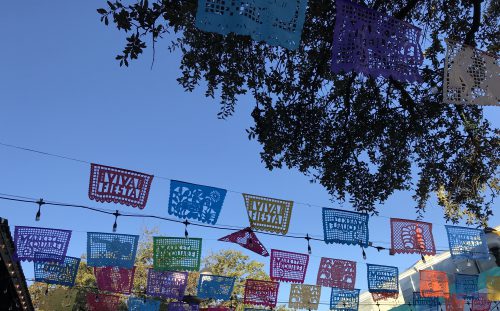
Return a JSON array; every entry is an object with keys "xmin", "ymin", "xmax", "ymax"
[
  {"xmin": 486, "ymin": 276, "xmax": 500, "ymax": 301},
  {"xmin": 128, "ymin": 297, "xmax": 161, "ymax": 311},
  {"xmin": 153, "ymin": 237, "xmax": 202, "ymax": 271},
  {"xmin": 87, "ymin": 232, "xmax": 139, "ymax": 268},
  {"xmin": 316, "ymin": 257, "xmax": 356, "ymax": 289},
  {"xmin": 367, "ymin": 264, "xmax": 398, "ymax": 293},
  {"xmin": 86, "ymin": 293, "xmax": 121, "ymax": 311},
  {"xmin": 455, "ymin": 274, "xmax": 478, "ymax": 299},
  {"xmin": 445, "ymin": 295, "xmax": 465, "ymax": 311},
  {"xmin": 445, "ymin": 226, "xmax": 489, "ymax": 260},
  {"xmin": 146, "ymin": 268, "xmax": 188, "ymax": 299},
  {"xmin": 443, "ymin": 39, "xmax": 500, "ymax": 106},
  {"xmin": 34, "ymin": 254, "xmax": 80, "ymax": 287},
  {"xmin": 88, "ymin": 163, "xmax": 153, "ymax": 209},
  {"xmin": 472, "ymin": 293, "xmax": 492, "ymax": 311},
  {"xmin": 390, "ymin": 219, "xmax": 435, "ymax": 255},
  {"xmin": 218, "ymin": 227, "xmax": 269, "ymax": 257},
  {"xmin": 413, "ymin": 292, "xmax": 438, "ymax": 311},
  {"xmin": 331, "ymin": 0, "xmax": 423, "ymax": 83},
  {"xmin": 169, "ymin": 180, "xmax": 227, "ymax": 224},
  {"xmin": 288, "ymin": 284, "xmax": 321, "ymax": 310},
  {"xmin": 270, "ymin": 249, "xmax": 309, "ymax": 283},
  {"xmin": 330, "ymin": 288, "xmax": 360, "ymax": 311},
  {"xmin": 195, "ymin": 0, "xmax": 308, "ymax": 50},
  {"xmin": 243, "ymin": 193, "xmax": 293, "ymax": 235},
  {"xmin": 419, "ymin": 270, "xmax": 449, "ymax": 298},
  {"xmin": 197, "ymin": 274, "xmax": 236, "ymax": 300},
  {"xmin": 94, "ymin": 266, "xmax": 136, "ymax": 294},
  {"xmin": 244, "ymin": 279, "xmax": 280, "ymax": 308},
  {"xmin": 14, "ymin": 226, "xmax": 71, "ymax": 262},
  {"xmin": 38, "ymin": 287, "xmax": 78, "ymax": 311},
  {"xmin": 322, "ymin": 208, "xmax": 369, "ymax": 247}
]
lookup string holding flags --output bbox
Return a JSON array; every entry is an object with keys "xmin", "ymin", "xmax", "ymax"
[
  {"xmin": 218, "ymin": 227, "xmax": 269, "ymax": 257},
  {"xmin": 443, "ymin": 39, "xmax": 499, "ymax": 106},
  {"xmin": 288, "ymin": 284, "xmax": 322, "ymax": 310},
  {"xmin": 86, "ymin": 293, "xmax": 121, "ymax": 311},
  {"xmin": 94, "ymin": 266, "xmax": 136, "ymax": 294},
  {"xmin": 316, "ymin": 257, "xmax": 356, "ymax": 289},
  {"xmin": 331, "ymin": 0, "xmax": 423, "ymax": 83},
  {"xmin": 244, "ymin": 279, "xmax": 280, "ymax": 308},
  {"xmin": 146, "ymin": 268, "xmax": 189, "ymax": 299},
  {"xmin": 445, "ymin": 226, "xmax": 489, "ymax": 260},
  {"xmin": 87, "ymin": 232, "xmax": 139, "ymax": 268},
  {"xmin": 419, "ymin": 270, "xmax": 449, "ymax": 298},
  {"xmin": 128, "ymin": 297, "xmax": 161, "ymax": 311},
  {"xmin": 195, "ymin": 0, "xmax": 309, "ymax": 50},
  {"xmin": 330, "ymin": 288, "xmax": 360, "ymax": 311},
  {"xmin": 455, "ymin": 274, "xmax": 479, "ymax": 299},
  {"xmin": 153, "ymin": 237, "xmax": 202, "ymax": 271},
  {"xmin": 243, "ymin": 193, "xmax": 294, "ymax": 235},
  {"xmin": 14, "ymin": 226, "xmax": 72, "ymax": 262},
  {"xmin": 270, "ymin": 249, "xmax": 309, "ymax": 283},
  {"xmin": 367, "ymin": 264, "xmax": 399, "ymax": 294},
  {"xmin": 88, "ymin": 163, "xmax": 154, "ymax": 209},
  {"xmin": 197, "ymin": 274, "xmax": 236, "ymax": 301},
  {"xmin": 168, "ymin": 180, "xmax": 227, "ymax": 224},
  {"xmin": 390, "ymin": 218, "xmax": 436, "ymax": 256},
  {"xmin": 322, "ymin": 208, "xmax": 369, "ymax": 247},
  {"xmin": 34, "ymin": 254, "xmax": 80, "ymax": 287}
]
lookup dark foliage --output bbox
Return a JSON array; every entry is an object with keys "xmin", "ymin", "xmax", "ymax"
[{"xmin": 97, "ymin": 0, "xmax": 499, "ymax": 225}]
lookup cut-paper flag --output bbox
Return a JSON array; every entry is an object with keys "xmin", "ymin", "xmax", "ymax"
[
  {"xmin": 218, "ymin": 227, "xmax": 269, "ymax": 257},
  {"xmin": 244, "ymin": 279, "xmax": 279, "ymax": 308},
  {"xmin": 195, "ymin": 0, "xmax": 308, "ymax": 50},
  {"xmin": 197, "ymin": 274, "xmax": 236, "ymax": 300},
  {"xmin": 331, "ymin": 0, "xmax": 423, "ymax": 82},
  {"xmin": 443, "ymin": 39, "xmax": 499, "ymax": 106},
  {"xmin": 34, "ymin": 254, "xmax": 80, "ymax": 287},
  {"xmin": 88, "ymin": 163, "xmax": 153, "ymax": 209},
  {"xmin": 169, "ymin": 180, "xmax": 227, "ymax": 224},
  {"xmin": 316, "ymin": 257, "xmax": 356, "ymax": 289},
  {"xmin": 95, "ymin": 266, "xmax": 136, "ymax": 294},
  {"xmin": 270, "ymin": 249, "xmax": 309, "ymax": 283},
  {"xmin": 243, "ymin": 193, "xmax": 293, "ymax": 235},
  {"xmin": 153, "ymin": 237, "xmax": 202, "ymax": 271},
  {"xmin": 14, "ymin": 226, "xmax": 71, "ymax": 262},
  {"xmin": 146, "ymin": 268, "xmax": 188, "ymax": 299},
  {"xmin": 390, "ymin": 218, "xmax": 436, "ymax": 255},
  {"xmin": 288, "ymin": 284, "xmax": 321, "ymax": 310},
  {"xmin": 87, "ymin": 232, "xmax": 139, "ymax": 268},
  {"xmin": 322, "ymin": 208, "xmax": 369, "ymax": 247}
]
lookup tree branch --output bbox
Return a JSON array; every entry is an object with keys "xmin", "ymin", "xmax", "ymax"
[
  {"xmin": 394, "ymin": 0, "xmax": 420, "ymax": 19},
  {"xmin": 464, "ymin": 0, "xmax": 482, "ymax": 46}
]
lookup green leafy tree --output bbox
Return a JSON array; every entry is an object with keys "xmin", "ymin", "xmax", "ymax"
[
  {"xmin": 28, "ymin": 228, "xmax": 275, "ymax": 310},
  {"xmin": 96, "ymin": 0, "xmax": 499, "ymax": 226}
]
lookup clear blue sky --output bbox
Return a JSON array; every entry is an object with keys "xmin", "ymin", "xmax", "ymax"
[{"xmin": 0, "ymin": 1, "xmax": 498, "ymax": 309}]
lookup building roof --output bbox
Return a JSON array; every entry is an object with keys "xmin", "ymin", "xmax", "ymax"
[{"xmin": 0, "ymin": 217, "xmax": 34, "ymax": 311}]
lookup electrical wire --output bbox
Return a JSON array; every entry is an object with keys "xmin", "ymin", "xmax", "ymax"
[
  {"xmin": 0, "ymin": 193, "xmax": 496, "ymax": 257},
  {"xmin": 0, "ymin": 141, "xmax": 459, "ymax": 222}
]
